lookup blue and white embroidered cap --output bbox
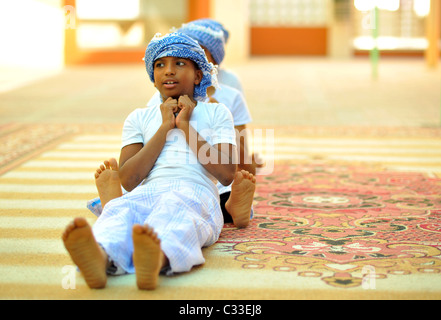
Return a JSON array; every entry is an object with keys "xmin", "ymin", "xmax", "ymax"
[
  {"xmin": 179, "ymin": 19, "xmax": 228, "ymax": 65},
  {"xmin": 200, "ymin": 19, "xmax": 230, "ymax": 44},
  {"xmin": 145, "ymin": 32, "xmax": 218, "ymax": 101}
]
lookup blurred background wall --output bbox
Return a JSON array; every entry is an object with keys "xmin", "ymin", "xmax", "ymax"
[
  {"xmin": 0, "ymin": 0, "xmax": 65, "ymax": 69},
  {"xmin": 0, "ymin": 0, "xmax": 439, "ymax": 69}
]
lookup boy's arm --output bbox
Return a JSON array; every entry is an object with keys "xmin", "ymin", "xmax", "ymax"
[
  {"xmin": 118, "ymin": 126, "xmax": 168, "ymax": 192},
  {"xmin": 176, "ymin": 96, "xmax": 237, "ymax": 186},
  {"xmin": 179, "ymin": 121, "xmax": 237, "ymax": 186},
  {"xmin": 119, "ymin": 98, "xmax": 178, "ymax": 192}
]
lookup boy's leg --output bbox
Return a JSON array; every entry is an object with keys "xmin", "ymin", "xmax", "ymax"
[
  {"xmin": 94, "ymin": 160, "xmax": 256, "ymax": 229},
  {"xmin": 224, "ymin": 170, "xmax": 256, "ymax": 228},
  {"xmin": 95, "ymin": 158, "xmax": 123, "ymax": 208},
  {"xmin": 132, "ymin": 224, "xmax": 168, "ymax": 290},
  {"xmin": 62, "ymin": 217, "xmax": 108, "ymax": 289}
]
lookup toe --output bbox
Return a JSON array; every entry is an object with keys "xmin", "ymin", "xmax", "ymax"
[
  {"xmin": 63, "ymin": 218, "xmax": 85, "ymax": 241},
  {"xmin": 66, "ymin": 220, "xmax": 76, "ymax": 232},
  {"xmin": 143, "ymin": 225, "xmax": 160, "ymax": 243},
  {"xmin": 132, "ymin": 224, "xmax": 144, "ymax": 235},
  {"xmin": 109, "ymin": 158, "xmax": 119, "ymax": 170},
  {"xmin": 145, "ymin": 225, "xmax": 155, "ymax": 236},
  {"xmin": 233, "ymin": 171, "xmax": 244, "ymax": 184},
  {"xmin": 74, "ymin": 217, "xmax": 88, "ymax": 228}
]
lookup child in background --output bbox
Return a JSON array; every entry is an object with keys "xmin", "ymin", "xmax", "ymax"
[
  {"xmin": 63, "ymin": 32, "xmax": 237, "ymax": 290},
  {"xmin": 181, "ymin": 18, "xmax": 244, "ymax": 94}
]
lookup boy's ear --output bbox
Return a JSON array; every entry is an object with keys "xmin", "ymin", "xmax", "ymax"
[{"xmin": 194, "ymin": 70, "xmax": 203, "ymax": 85}]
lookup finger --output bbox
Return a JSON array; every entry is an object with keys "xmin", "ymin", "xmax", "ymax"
[
  {"xmin": 178, "ymin": 95, "xmax": 191, "ymax": 104},
  {"xmin": 167, "ymin": 100, "xmax": 178, "ymax": 107},
  {"xmin": 165, "ymin": 97, "xmax": 176, "ymax": 103},
  {"xmin": 162, "ymin": 101, "xmax": 178, "ymax": 111},
  {"xmin": 178, "ymin": 96, "xmax": 185, "ymax": 107}
]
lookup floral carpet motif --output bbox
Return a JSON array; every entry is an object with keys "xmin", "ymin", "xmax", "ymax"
[
  {"xmin": 218, "ymin": 162, "xmax": 441, "ymax": 289},
  {"xmin": 0, "ymin": 123, "xmax": 122, "ymax": 175}
]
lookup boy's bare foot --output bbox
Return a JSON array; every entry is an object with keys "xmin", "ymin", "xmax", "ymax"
[
  {"xmin": 132, "ymin": 224, "xmax": 166, "ymax": 290},
  {"xmin": 95, "ymin": 158, "xmax": 123, "ymax": 208},
  {"xmin": 62, "ymin": 217, "xmax": 108, "ymax": 289},
  {"xmin": 225, "ymin": 170, "xmax": 256, "ymax": 228}
]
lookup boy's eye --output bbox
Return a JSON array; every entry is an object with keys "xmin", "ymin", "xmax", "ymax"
[
  {"xmin": 155, "ymin": 62, "xmax": 164, "ymax": 68},
  {"xmin": 176, "ymin": 61, "xmax": 186, "ymax": 66}
]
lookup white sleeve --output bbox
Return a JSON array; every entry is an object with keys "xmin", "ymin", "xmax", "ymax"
[
  {"xmin": 218, "ymin": 68, "xmax": 244, "ymax": 94},
  {"xmin": 121, "ymin": 109, "xmax": 144, "ymax": 148},
  {"xmin": 211, "ymin": 103, "xmax": 236, "ymax": 147},
  {"xmin": 230, "ymin": 91, "xmax": 252, "ymax": 126},
  {"xmin": 147, "ymin": 91, "xmax": 162, "ymax": 107}
]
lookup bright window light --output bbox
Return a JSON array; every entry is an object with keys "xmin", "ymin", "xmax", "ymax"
[
  {"xmin": 354, "ymin": 0, "xmax": 400, "ymax": 11},
  {"xmin": 378, "ymin": 0, "xmax": 400, "ymax": 11},
  {"xmin": 414, "ymin": 0, "xmax": 430, "ymax": 17},
  {"xmin": 0, "ymin": 0, "xmax": 64, "ymax": 69},
  {"xmin": 76, "ymin": 0, "xmax": 140, "ymax": 20},
  {"xmin": 353, "ymin": 36, "xmax": 428, "ymax": 50},
  {"xmin": 354, "ymin": 0, "xmax": 375, "ymax": 11}
]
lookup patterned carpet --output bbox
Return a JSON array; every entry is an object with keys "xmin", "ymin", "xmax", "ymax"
[
  {"xmin": 1, "ymin": 123, "xmax": 441, "ymax": 299},
  {"xmin": 220, "ymin": 162, "xmax": 441, "ymax": 292}
]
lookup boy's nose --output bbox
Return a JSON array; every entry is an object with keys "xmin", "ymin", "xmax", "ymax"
[{"xmin": 165, "ymin": 64, "xmax": 176, "ymax": 75}]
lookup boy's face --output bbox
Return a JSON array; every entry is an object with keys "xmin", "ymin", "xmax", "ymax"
[
  {"xmin": 201, "ymin": 46, "xmax": 216, "ymax": 65},
  {"xmin": 153, "ymin": 56, "xmax": 203, "ymax": 101}
]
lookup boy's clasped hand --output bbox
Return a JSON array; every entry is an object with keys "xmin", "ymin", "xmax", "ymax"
[{"xmin": 160, "ymin": 95, "xmax": 196, "ymax": 130}]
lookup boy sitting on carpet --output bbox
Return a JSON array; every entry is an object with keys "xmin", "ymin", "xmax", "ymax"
[
  {"xmin": 62, "ymin": 32, "xmax": 238, "ymax": 290},
  {"xmin": 88, "ymin": 19, "xmax": 259, "ymax": 228}
]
